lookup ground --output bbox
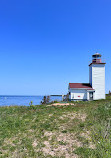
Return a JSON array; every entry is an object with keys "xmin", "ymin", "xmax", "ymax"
[{"xmin": 0, "ymin": 95, "xmax": 111, "ymax": 158}]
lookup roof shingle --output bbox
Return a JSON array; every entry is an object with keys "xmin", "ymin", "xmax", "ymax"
[{"xmin": 69, "ymin": 83, "xmax": 94, "ymax": 90}]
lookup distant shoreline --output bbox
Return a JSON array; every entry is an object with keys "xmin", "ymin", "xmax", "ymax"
[{"xmin": 0, "ymin": 95, "xmax": 63, "ymax": 97}]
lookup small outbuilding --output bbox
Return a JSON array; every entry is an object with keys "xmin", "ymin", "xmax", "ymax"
[{"xmin": 68, "ymin": 83, "xmax": 95, "ymax": 101}]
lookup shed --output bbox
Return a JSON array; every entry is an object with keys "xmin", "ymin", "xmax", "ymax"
[{"xmin": 68, "ymin": 83, "xmax": 95, "ymax": 101}]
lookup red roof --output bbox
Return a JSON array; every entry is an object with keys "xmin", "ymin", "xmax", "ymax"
[
  {"xmin": 69, "ymin": 83, "xmax": 94, "ymax": 90},
  {"xmin": 89, "ymin": 62, "xmax": 106, "ymax": 66}
]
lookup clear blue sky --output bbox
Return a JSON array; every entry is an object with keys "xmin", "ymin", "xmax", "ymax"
[{"xmin": 0, "ymin": 0, "xmax": 111, "ymax": 95}]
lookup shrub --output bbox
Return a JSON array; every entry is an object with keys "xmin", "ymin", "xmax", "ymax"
[{"xmin": 41, "ymin": 96, "xmax": 50, "ymax": 104}]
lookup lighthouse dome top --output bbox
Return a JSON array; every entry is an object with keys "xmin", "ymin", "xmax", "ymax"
[
  {"xmin": 89, "ymin": 53, "xmax": 106, "ymax": 66},
  {"xmin": 92, "ymin": 53, "xmax": 102, "ymax": 58}
]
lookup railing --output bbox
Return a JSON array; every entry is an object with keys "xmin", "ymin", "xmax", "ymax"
[
  {"xmin": 89, "ymin": 59, "xmax": 106, "ymax": 64},
  {"xmin": 92, "ymin": 59, "xmax": 102, "ymax": 63}
]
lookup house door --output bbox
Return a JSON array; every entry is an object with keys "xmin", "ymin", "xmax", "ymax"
[{"xmin": 89, "ymin": 92, "xmax": 93, "ymax": 101}]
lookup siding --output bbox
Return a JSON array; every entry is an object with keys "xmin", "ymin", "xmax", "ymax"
[
  {"xmin": 89, "ymin": 65, "xmax": 92, "ymax": 86},
  {"xmin": 70, "ymin": 89, "xmax": 87, "ymax": 100},
  {"xmin": 92, "ymin": 64, "xmax": 105, "ymax": 100}
]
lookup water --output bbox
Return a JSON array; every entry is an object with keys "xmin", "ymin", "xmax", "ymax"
[{"xmin": 0, "ymin": 95, "xmax": 62, "ymax": 106}]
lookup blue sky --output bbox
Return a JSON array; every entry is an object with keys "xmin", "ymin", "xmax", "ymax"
[{"xmin": 0, "ymin": 0, "xmax": 111, "ymax": 95}]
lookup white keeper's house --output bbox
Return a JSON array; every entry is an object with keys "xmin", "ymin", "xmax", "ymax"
[{"xmin": 68, "ymin": 53, "xmax": 106, "ymax": 101}]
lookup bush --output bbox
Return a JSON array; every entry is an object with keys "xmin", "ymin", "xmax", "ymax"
[
  {"xmin": 41, "ymin": 96, "xmax": 50, "ymax": 104},
  {"xmin": 29, "ymin": 101, "xmax": 33, "ymax": 106}
]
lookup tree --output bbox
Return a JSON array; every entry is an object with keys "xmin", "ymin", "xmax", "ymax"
[
  {"xmin": 63, "ymin": 93, "xmax": 69, "ymax": 101},
  {"xmin": 41, "ymin": 96, "xmax": 50, "ymax": 104}
]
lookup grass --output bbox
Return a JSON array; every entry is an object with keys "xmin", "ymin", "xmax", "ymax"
[{"xmin": 0, "ymin": 95, "xmax": 111, "ymax": 157}]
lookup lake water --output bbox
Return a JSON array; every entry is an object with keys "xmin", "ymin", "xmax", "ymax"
[{"xmin": 0, "ymin": 96, "xmax": 62, "ymax": 106}]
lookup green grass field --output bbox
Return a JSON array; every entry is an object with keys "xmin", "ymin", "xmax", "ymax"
[{"xmin": 0, "ymin": 95, "xmax": 111, "ymax": 158}]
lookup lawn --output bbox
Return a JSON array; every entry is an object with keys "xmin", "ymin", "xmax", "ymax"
[{"xmin": 0, "ymin": 95, "xmax": 111, "ymax": 158}]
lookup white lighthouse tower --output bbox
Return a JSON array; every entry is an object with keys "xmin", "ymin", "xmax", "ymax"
[{"xmin": 89, "ymin": 53, "xmax": 106, "ymax": 100}]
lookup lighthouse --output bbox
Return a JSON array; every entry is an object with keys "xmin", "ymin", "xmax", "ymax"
[
  {"xmin": 68, "ymin": 53, "xmax": 106, "ymax": 101},
  {"xmin": 89, "ymin": 53, "xmax": 106, "ymax": 100}
]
